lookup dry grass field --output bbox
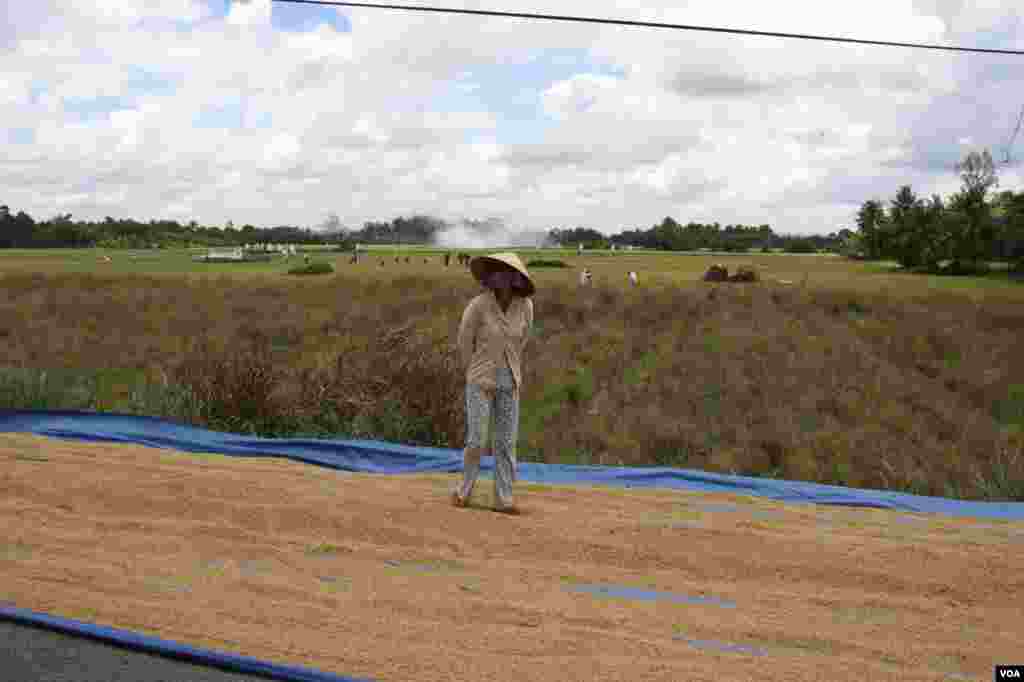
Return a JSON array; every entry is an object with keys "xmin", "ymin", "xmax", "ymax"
[{"xmin": 1, "ymin": 246, "xmax": 1022, "ymax": 501}]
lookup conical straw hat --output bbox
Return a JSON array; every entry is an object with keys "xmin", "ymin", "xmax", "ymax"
[{"xmin": 470, "ymin": 252, "xmax": 535, "ymax": 297}]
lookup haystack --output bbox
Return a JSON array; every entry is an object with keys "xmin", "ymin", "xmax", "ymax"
[
  {"xmin": 702, "ymin": 264, "xmax": 730, "ymax": 282},
  {"xmin": 728, "ymin": 265, "xmax": 759, "ymax": 282}
]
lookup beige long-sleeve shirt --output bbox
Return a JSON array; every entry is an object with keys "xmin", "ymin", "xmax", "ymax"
[{"xmin": 457, "ymin": 290, "xmax": 534, "ymax": 392}]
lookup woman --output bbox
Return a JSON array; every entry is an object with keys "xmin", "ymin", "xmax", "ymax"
[{"xmin": 454, "ymin": 253, "xmax": 535, "ymax": 514}]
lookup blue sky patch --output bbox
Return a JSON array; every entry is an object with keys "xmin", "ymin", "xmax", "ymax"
[
  {"xmin": 8, "ymin": 128, "xmax": 34, "ymax": 145},
  {"xmin": 202, "ymin": 0, "xmax": 230, "ymax": 21},
  {"xmin": 59, "ymin": 70, "xmax": 176, "ymax": 124},
  {"xmin": 417, "ymin": 48, "xmax": 624, "ymax": 145},
  {"xmin": 193, "ymin": 97, "xmax": 245, "ymax": 129},
  {"xmin": 135, "ymin": 15, "xmax": 201, "ymax": 33},
  {"xmin": 29, "ymin": 82, "xmax": 47, "ymax": 106},
  {"xmin": 63, "ymin": 95, "xmax": 135, "ymax": 122},
  {"xmin": 272, "ymin": 2, "xmax": 350, "ymax": 33},
  {"xmin": 124, "ymin": 67, "xmax": 180, "ymax": 97}
]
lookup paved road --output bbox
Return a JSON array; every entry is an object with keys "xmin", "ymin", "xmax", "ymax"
[{"xmin": 0, "ymin": 622, "xmax": 308, "ymax": 682}]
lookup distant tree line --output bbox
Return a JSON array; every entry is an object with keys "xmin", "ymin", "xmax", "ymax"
[
  {"xmin": 843, "ymin": 149, "xmax": 1024, "ymax": 274},
  {"xmin": 4, "ymin": 148, "xmax": 1019, "ymax": 270},
  {"xmin": 347, "ymin": 218, "xmax": 839, "ymax": 253},
  {"xmin": 539, "ymin": 222, "xmax": 848, "ymax": 253},
  {"xmin": 2, "ymin": 207, "xmax": 823, "ymax": 253},
  {"xmin": 0, "ymin": 209, "xmax": 341, "ymax": 250}
]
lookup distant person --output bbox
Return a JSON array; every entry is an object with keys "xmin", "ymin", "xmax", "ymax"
[
  {"xmin": 444, "ymin": 253, "xmax": 451, "ymax": 267},
  {"xmin": 577, "ymin": 243, "xmax": 583, "ymax": 256},
  {"xmin": 579, "ymin": 268, "xmax": 592, "ymax": 286},
  {"xmin": 454, "ymin": 253, "xmax": 535, "ymax": 514},
  {"xmin": 628, "ymin": 271, "xmax": 638, "ymax": 286}
]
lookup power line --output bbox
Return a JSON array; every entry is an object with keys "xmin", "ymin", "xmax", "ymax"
[{"xmin": 272, "ymin": 0, "xmax": 1024, "ymax": 55}]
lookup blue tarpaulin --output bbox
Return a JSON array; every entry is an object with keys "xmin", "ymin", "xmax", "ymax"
[
  {"xmin": 3, "ymin": 408, "xmax": 1023, "ymax": 521},
  {"xmin": 0, "ymin": 607, "xmax": 373, "ymax": 682},
  {"xmin": 2, "ymin": 408, "xmax": 1022, "ymax": 682}
]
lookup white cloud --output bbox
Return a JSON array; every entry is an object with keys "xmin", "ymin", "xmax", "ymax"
[
  {"xmin": 227, "ymin": 0, "xmax": 271, "ymax": 27},
  {"xmin": 70, "ymin": 0, "xmax": 212, "ymax": 25},
  {"xmin": 284, "ymin": 24, "xmax": 354, "ymax": 61},
  {"xmin": 2, "ymin": 0, "xmax": 1023, "ymax": 236},
  {"xmin": 541, "ymin": 73, "xmax": 621, "ymax": 120},
  {"xmin": 263, "ymin": 133, "xmax": 301, "ymax": 165}
]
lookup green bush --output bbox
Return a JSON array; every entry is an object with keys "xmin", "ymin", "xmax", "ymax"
[
  {"xmin": 785, "ymin": 239, "xmax": 818, "ymax": 254},
  {"xmin": 528, "ymin": 259, "xmax": 570, "ymax": 268},
  {"xmin": 287, "ymin": 262, "xmax": 334, "ymax": 275}
]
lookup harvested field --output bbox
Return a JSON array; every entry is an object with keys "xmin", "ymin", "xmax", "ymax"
[{"xmin": 0, "ymin": 248, "xmax": 1021, "ymax": 501}]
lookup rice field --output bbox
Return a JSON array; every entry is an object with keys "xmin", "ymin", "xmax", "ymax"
[{"xmin": 0, "ymin": 245, "xmax": 1021, "ymax": 501}]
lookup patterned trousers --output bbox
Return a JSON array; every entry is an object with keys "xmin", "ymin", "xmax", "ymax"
[{"xmin": 457, "ymin": 366, "xmax": 519, "ymax": 506}]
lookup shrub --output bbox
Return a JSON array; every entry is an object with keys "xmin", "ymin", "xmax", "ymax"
[
  {"xmin": 166, "ymin": 330, "xmax": 290, "ymax": 436},
  {"xmin": 785, "ymin": 239, "xmax": 818, "ymax": 254},
  {"xmin": 287, "ymin": 262, "xmax": 334, "ymax": 276},
  {"xmin": 528, "ymin": 259, "xmax": 569, "ymax": 268}
]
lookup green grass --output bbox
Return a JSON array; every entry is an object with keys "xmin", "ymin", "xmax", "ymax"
[
  {"xmin": 287, "ymin": 262, "xmax": 334, "ymax": 276},
  {"xmin": 519, "ymin": 365, "xmax": 595, "ymax": 458},
  {"xmin": 318, "ymin": 575, "xmax": 353, "ymax": 594},
  {"xmin": 458, "ymin": 579, "xmax": 482, "ymax": 593},
  {"xmin": 157, "ymin": 451, "xmax": 233, "ymax": 466},
  {"xmin": 767, "ymin": 634, "xmax": 835, "ymax": 655},
  {"xmin": 196, "ymin": 559, "xmax": 228, "ymax": 577},
  {"xmin": 305, "ymin": 542, "xmax": 344, "ymax": 556},
  {"xmin": 0, "ymin": 542, "xmax": 33, "ymax": 561},
  {"xmin": 0, "ymin": 365, "xmax": 195, "ymax": 418},
  {"xmin": 639, "ymin": 510, "xmax": 704, "ymax": 527},
  {"xmin": 972, "ymin": 443, "xmax": 1024, "ymax": 500},
  {"xmin": 143, "ymin": 574, "xmax": 192, "ymax": 593},
  {"xmin": 64, "ymin": 607, "xmax": 102, "ymax": 623},
  {"xmin": 383, "ymin": 558, "xmax": 465, "ymax": 574},
  {"xmin": 993, "ymin": 384, "xmax": 1024, "ymax": 428},
  {"xmin": 623, "ymin": 350, "xmax": 659, "ymax": 386},
  {"xmin": 11, "ymin": 453, "xmax": 50, "ymax": 462}
]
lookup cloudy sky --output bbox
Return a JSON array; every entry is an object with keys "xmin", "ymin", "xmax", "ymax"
[{"xmin": 2, "ymin": 0, "xmax": 1023, "ymax": 243}]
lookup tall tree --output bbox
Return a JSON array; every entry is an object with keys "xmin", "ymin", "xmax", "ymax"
[
  {"xmin": 0, "ymin": 205, "xmax": 13, "ymax": 248},
  {"xmin": 855, "ymin": 199, "xmax": 888, "ymax": 260},
  {"xmin": 916, "ymin": 194, "xmax": 954, "ymax": 271},
  {"xmin": 999, "ymin": 189, "xmax": 1024, "ymax": 272},
  {"xmin": 886, "ymin": 185, "xmax": 922, "ymax": 268},
  {"xmin": 946, "ymin": 149, "xmax": 999, "ymax": 272}
]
